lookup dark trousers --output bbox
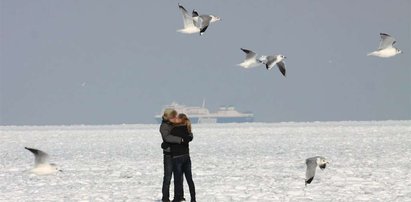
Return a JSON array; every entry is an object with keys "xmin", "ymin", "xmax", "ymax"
[
  {"xmin": 172, "ymin": 155, "xmax": 196, "ymax": 202},
  {"xmin": 162, "ymin": 155, "xmax": 184, "ymax": 201}
]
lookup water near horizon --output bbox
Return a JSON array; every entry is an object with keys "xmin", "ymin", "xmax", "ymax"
[{"xmin": 1, "ymin": 121, "xmax": 410, "ymax": 201}]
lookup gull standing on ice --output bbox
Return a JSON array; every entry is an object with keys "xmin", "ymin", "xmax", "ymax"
[
  {"xmin": 262, "ymin": 54, "xmax": 287, "ymax": 77},
  {"xmin": 25, "ymin": 147, "xmax": 62, "ymax": 175},
  {"xmin": 305, "ymin": 156, "xmax": 329, "ymax": 186},
  {"xmin": 192, "ymin": 9, "xmax": 221, "ymax": 35},
  {"xmin": 238, "ymin": 48, "xmax": 265, "ymax": 68},
  {"xmin": 177, "ymin": 4, "xmax": 200, "ymax": 34},
  {"xmin": 368, "ymin": 33, "xmax": 402, "ymax": 58}
]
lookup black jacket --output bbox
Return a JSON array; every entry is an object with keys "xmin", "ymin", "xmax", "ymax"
[
  {"xmin": 159, "ymin": 119, "xmax": 183, "ymax": 155},
  {"xmin": 169, "ymin": 125, "xmax": 193, "ymax": 157}
]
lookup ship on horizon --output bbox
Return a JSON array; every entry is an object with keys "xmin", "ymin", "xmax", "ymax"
[{"xmin": 155, "ymin": 101, "xmax": 254, "ymax": 124}]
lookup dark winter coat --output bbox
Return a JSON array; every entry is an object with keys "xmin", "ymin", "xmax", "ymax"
[{"xmin": 169, "ymin": 125, "xmax": 193, "ymax": 157}]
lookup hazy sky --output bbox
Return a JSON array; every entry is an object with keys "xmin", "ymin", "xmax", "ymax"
[{"xmin": 1, "ymin": 0, "xmax": 410, "ymax": 125}]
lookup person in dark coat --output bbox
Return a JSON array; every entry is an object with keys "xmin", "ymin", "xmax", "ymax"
[
  {"xmin": 170, "ymin": 114, "xmax": 195, "ymax": 202},
  {"xmin": 159, "ymin": 109, "xmax": 186, "ymax": 202}
]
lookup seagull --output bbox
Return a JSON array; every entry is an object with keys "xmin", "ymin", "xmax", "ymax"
[
  {"xmin": 177, "ymin": 4, "xmax": 200, "ymax": 34},
  {"xmin": 238, "ymin": 48, "xmax": 265, "ymax": 68},
  {"xmin": 368, "ymin": 33, "xmax": 402, "ymax": 58},
  {"xmin": 262, "ymin": 54, "xmax": 287, "ymax": 77},
  {"xmin": 305, "ymin": 156, "xmax": 329, "ymax": 186},
  {"xmin": 25, "ymin": 147, "xmax": 62, "ymax": 175},
  {"xmin": 192, "ymin": 9, "xmax": 221, "ymax": 35}
]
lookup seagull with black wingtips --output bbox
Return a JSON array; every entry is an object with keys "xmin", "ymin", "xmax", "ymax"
[
  {"xmin": 305, "ymin": 156, "xmax": 329, "ymax": 186},
  {"xmin": 238, "ymin": 48, "xmax": 266, "ymax": 68},
  {"xmin": 25, "ymin": 147, "xmax": 62, "ymax": 175},
  {"xmin": 368, "ymin": 33, "xmax": 402, "ymax": 58},
  {"xmin": 261, "ymin": 54, "xmax": 287, "ymax": 77}
]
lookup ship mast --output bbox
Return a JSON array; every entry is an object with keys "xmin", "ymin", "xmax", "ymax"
[{"xmin": 198, "ymin": 99, "xmax": 206, "ymax": 124}]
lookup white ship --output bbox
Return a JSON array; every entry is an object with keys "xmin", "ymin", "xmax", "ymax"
[{"xmin": 155, "ymin": 101, "xmax": 254, "ymax": 124}]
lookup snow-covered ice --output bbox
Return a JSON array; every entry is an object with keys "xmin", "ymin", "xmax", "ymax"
[{"xmin": 1, "ymin": 121, "xmax": 410, "ymax": 201}]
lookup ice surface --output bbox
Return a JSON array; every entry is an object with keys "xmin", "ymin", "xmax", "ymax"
[{"xmin": 1, "ymin": 121, "xmax": 410, "ymax": 201}]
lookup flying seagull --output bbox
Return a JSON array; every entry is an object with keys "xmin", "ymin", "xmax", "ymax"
[
  {"xmin": 238, "ymin": 48, "xmax": 265, "ymax": 68},
  {"xmin": 368, "ymin": 33, "xmax": 402, "ymax": 58},
  {"xmin": 261, "ymin": 54, "xmax": 287, "ymax": 77},
  {"xmin": 192, "ymin": 9, "xmax": 221, "ymax": 35},
  {"xmin": 25, "ymin": 147, "xmax": 62, "ymax": 175},
  {"xmin": 305, "ymin": 156, "xmax": 329, "ymax": 186},
  {"xmin": 177, "ymin": 4, "xmax": 200, "ymax": 34}
]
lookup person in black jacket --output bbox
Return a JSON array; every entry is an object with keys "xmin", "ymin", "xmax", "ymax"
[
  {"xmin": 159, "ymin": 109, "xmax": 186, "ymax": 202},
  {"xmin": 170, "ymin": 114, "xmax": 195, "ymax": 202}
]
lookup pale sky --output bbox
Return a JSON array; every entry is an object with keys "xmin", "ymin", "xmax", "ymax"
[{"xmin": 1, "ymin": 0, "xmax": 410, "ymax": 125}]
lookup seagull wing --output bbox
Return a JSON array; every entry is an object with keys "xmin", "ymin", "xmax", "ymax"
[
  {"xmin": 241, "ymin": 48, "xmax": 257, "ymax": 60},
  {"xmin": 178, "ymin": 4, "xmax": 195, "ymax": 29},
  {"xmin": 379, "ymin": 33, "xmax": 396, "ymax": 50},
  {"xmin": 265, "ymin": 56, "xmax": 277, "ymax": 70},
  {"xmin": 192, "ymin": 9, "xmax": 199, "ymax": 18},
  {"xmin": 200, "ymin": 25, "xmax": 209, "ymax": 35},
  {"xmin": 25, "ymin": 147, "xmax": 49, "ymax": 166},
  {"xmin": 192, "ymin": 9, "xmax": 200, "ymax": 27},
  {"xmin": 277, "ymin": 61, "xmax": 286, "ymax": 77},
  {"xmin": 305, "ymin": 158, "xmax": 317, "ymax": 186},
  {"xmin": 199, "ymin": 15, "xmax": 212, "ymax": 30},
  {"xmin": 200, "ymin": 15, "xmax": 212, "ymax": 26}
]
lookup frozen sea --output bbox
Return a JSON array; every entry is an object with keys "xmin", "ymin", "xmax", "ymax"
[{"xmin": 1, "ymin": 121, "xmax": 410, "ymax": 201}]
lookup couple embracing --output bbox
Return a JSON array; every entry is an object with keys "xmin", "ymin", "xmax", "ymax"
[{"xmin": 160, "ymin": 109, "xmax": 196, "ymax": 202}]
